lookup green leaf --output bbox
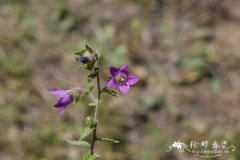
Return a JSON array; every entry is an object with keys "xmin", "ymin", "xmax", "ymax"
[
  {"xmin": 101, "ymin": 87, "xmax": 118, "ymax": 97},
  {"xmin": 99, "ymin": 138, "xmax": 120, "ymax": 144},
  {"xmin": 88, "ymin": 102, "xmax": 97, "ymax": 107},
  {"xmin": 80, "ymin": 127, "xmax": 95, "ymax": 140},
  {"xmin": 88, "ymin": 85, "xmax": 94, "ymax": 92},
  {"xmin": 67, "ymin": 140, "xmax": 90, "ymax": 148},
  {"xmin": 74, "ymin": 49, "xmax": 85, "ymax": 56},
  {"xmin": 82, "ymin": 153, "xmax": 99, "ymax": 160},
  {"xmin": 86, "ymin": 45, "xmax": 93, "ymax": 53},
  {"xmin": 94, "ymin": 67, "xmax": 99, "ymax": 73},
  {"xmin": 88, "ymin": 73, "xmax": 97, "ymax": 83},
  {"xmin": 88, "ymin": 100, "xmax": 102, "ymax": 107},
  {"xmin": 85, "ymin": 45, "xmax": 99, "ymax": 59},
  {"xmin": 81, "ymin": 85, "xmax": 94, "ymax": 97},
  {"xmin": 85, "ymin": 116, "xmax": 95, "ymax": 128}
]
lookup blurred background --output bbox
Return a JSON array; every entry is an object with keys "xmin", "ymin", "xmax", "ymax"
[{"xmin": 0, "ymin": 0, "xmax": 240, "ymax": 159}]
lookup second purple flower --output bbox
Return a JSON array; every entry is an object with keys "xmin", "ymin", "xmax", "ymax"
[{"xmin": 51, "ymin": 89, "xmax": 75, "ymax": 115}]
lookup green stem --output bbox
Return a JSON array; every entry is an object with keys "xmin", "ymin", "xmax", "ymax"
[{"xmin": 90, "ymin": 65, "xmax": 101, "ymax": 155}]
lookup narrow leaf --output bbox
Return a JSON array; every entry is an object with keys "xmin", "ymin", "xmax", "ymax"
[
  {"xmin": 101, "ymin": 87, "xmax": 118, "ymax": 97},
  {"xmin": 86, "ymin": 45, "xmax": 93, "ymax": 53},
  {"xmin": 88, "ymin": 73, "xmax": 97, "ymax": 83},
  {"xmin": 74, "ymin": 50, "xmax": 85, "ymax": 56},
  {"xmin": 85, "ymin": 116, "xmax": 95, "ymax": 128},
  {"xmin": 67, "ymin": 140, "xmax": 90, "ymax": 148},
  {"xmin": 88, "ymin": 85, "xmax": 94, "ymax": 92},
  {"xmin": 86, "ymin": 45, "xmax": 99, "ymax": 59},
  {"xmin": 82, "ymin": 153, "xmax": 99, "ymax": 160},
  {"xmin": 88, "ymin": 102, "xmax": 97, "ymax": 107},
  {"xmin": 80, "ymin": 127, "xmax": 95, "ymax": 140},
  {"xmin": 99, "ymin": 138, "xmax": 120, "ymax": 143}
]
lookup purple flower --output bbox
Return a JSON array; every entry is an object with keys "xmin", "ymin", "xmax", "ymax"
[
  {"xmin": 107, "ymin": 64, "xmax": 139, "ymax": 95},
  {"xmin": 50, "ymin": 89, "xmax": 75, "ymax": 115}
]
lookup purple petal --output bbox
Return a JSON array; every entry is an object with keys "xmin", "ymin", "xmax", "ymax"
[
  {"xmin": 54, "ymin": 95, "xmax": 74, "ymax": 108},
  {"xmin": 127, "ymin": 75, "xmax": 140, "ymax": 85},
  {"xmin": 120, "ymin": 64, "xmax": 129, "ymax": 75},
  {"xmin": 107, "ymin": 79, "xmax": 119, "ymax": 89},
  {"xmin": 110, "ymin": 67, "xmax": 119, "ymax": 77},
  {"xmin": 51, "ymin": 89, "xmax": 72, "ymax": 97},
  {"xmin": 59, "ymin": 106, "xmax": 67, "ymax": 116},
  {"xmin": 119, "ymin": 85, "xmax": 130, "ymax": 95}
]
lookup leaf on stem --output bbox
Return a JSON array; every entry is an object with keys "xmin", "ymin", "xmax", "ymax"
[
  {"xmin": 88, "ymin": 102, "xmax": 97, "ymax": 107},
  {"xmin": 67, "ymin": 140, "xmax": 90, "ymax": 148},
  {"xmin": 80, "ymin": 85, "xmax": 94, "ymax": 97},
  {"xmin": 86, "ymin": 45, "xmax": 93, "ymax": 53},
  {"xmin": 89, "ymin": 85, "xmax": 94, "ymax": 92},
  {"xmin": 86, "ymin": 45, "xmax": 99, "ymax": 60},
  {"xmin": 99, "ymin": 138, "xmax": 120, "ymax": 144},
  {"xmin": 101, "ymin": 87, "xmax": 118, "ymax": 97},
  {"xmin": 74, "ymin": 45, "xmax": 97, "ymax": 57},
  {"xmin": 82, "ymin": 153, "xmax": 100, "ymax": 160},
  {"xmin": 74, "ymin": 50, "xmax": 85, "ymax": 56},
  {"xmin": 85, "ymin": 116, "xmax": 95, "ymax": 128},
  {"xmin": 80, "ymin": 127, "xmax": 95, "ymax": 140},
  {"xmin": 88, "ymin": 73, "xmax": 97, "ymax": 83}
]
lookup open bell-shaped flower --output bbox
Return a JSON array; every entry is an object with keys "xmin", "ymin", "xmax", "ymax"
[{"xmin": 107, "ymin": 64, "xmax": 139, "ymax": 94}]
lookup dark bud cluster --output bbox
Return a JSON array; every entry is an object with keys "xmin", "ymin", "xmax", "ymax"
[
  {"xmin": 74, "ymin": 45, "xmax": 98, "ymax": 70},
  {"xmin": 76, "ymin": 56, "xmax": 90, "ymax": 64}
]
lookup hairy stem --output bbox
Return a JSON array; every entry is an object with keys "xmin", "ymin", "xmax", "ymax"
[{"xmin": 90, "ymin": 66, "xmax": 101, "ymax": 155}]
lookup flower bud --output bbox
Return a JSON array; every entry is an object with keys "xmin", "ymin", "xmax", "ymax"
[{"xmin": 75, "ymin": 45, "xmax": 98, "ymax": 70}]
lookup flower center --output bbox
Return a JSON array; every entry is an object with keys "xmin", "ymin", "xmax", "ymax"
[{"xmin": 116, "ymin": 74, "xmax": 127, "ymax": 84}]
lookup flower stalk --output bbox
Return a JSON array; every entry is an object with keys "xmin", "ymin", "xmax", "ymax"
[{"xmin": 90, "ymin": 63, "xmax": 101, "ymax": 155}]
